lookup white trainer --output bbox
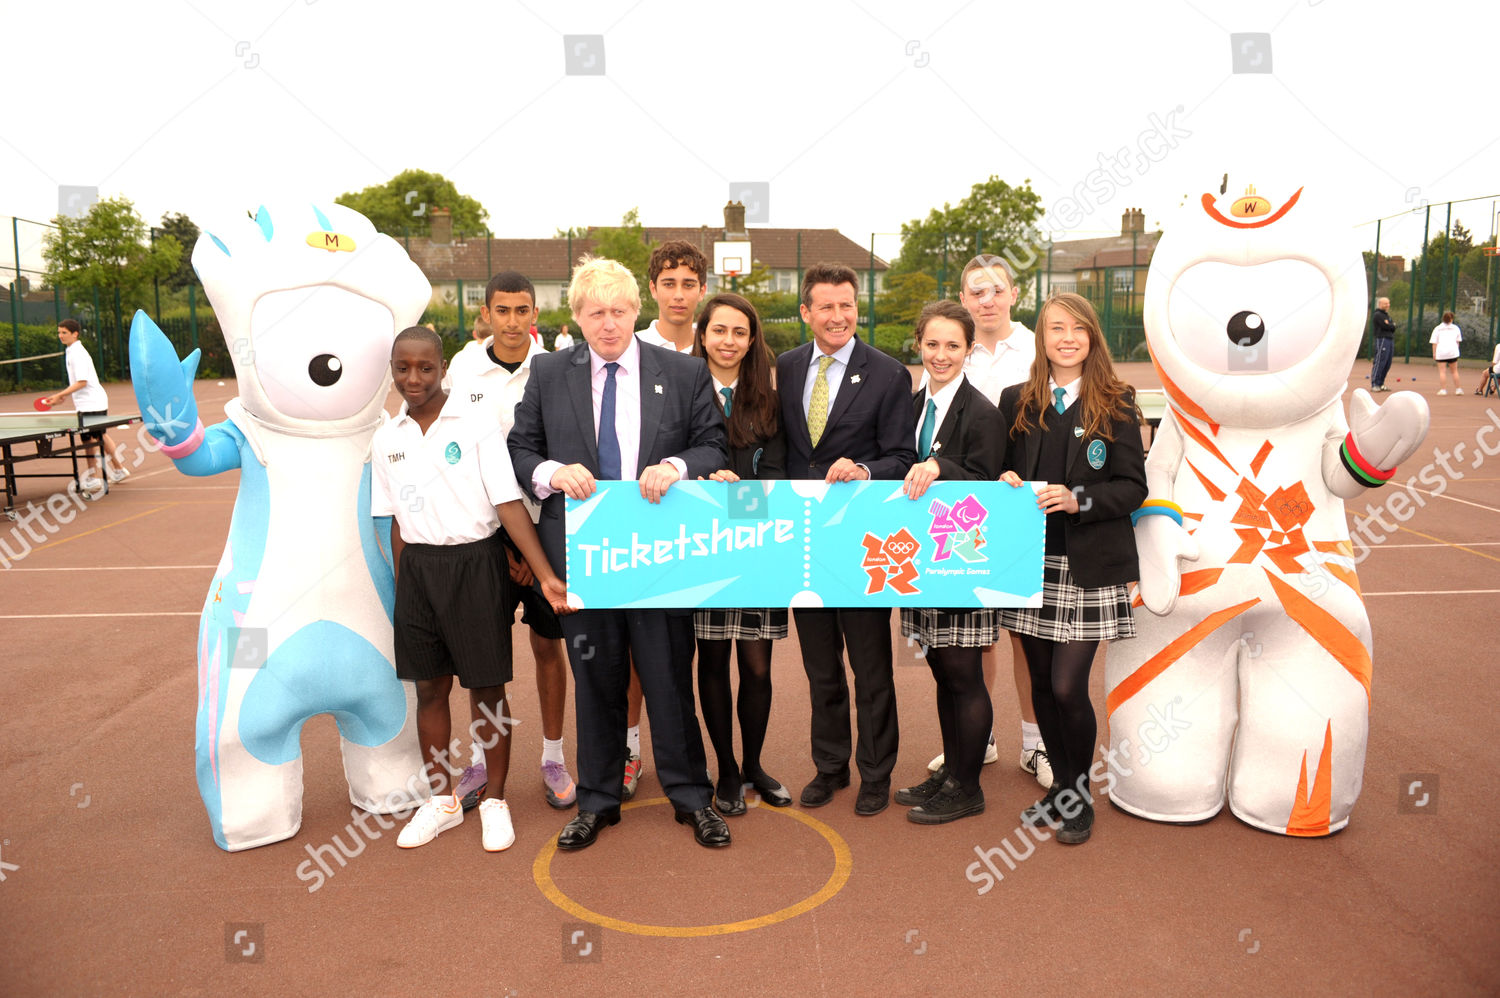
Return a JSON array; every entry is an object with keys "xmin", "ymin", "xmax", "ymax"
[
  {"xmin": 1438, "ymin": 389, "xmax": 1448, "ymax": 396},
  {"xmin": 928, "ymin": 735, "xmax": 999, "ymax": 773},
  {"xmin": 397, "ymin": 794, "xmax": 463, "ymax": 848},
  {"xmin": 1021, "ymin": 746, "xmax": 1054, "ymax": 789},
  {"xmin": 479, "ymin": 798, "xmax": 515, "ymax": 852}
]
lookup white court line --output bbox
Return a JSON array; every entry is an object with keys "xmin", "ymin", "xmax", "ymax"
[
  {"xmin": 1398, "ymin": 487, "xmax": 1500, "ymax": 515},
  {"xmin": 2, "ymin": 565, "xmax": 217, "ymax": 571},
  {"xmin": 1364, "ymin": 589, "xmax": 1500, "ymax": 597},
  {"xmin": 0, "ymin": 612, "xmax": 200, "ymax": 618},
  {"xmin": 1367, "ymin": 541, "xmax": 1500, "ymax": 549}
]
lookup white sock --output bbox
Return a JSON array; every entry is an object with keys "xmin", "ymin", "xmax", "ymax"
[
  {"xmin": 1021, "ymin": 721, "xmax": 1042, "ymax": 752},
  {"xmin": 542, "ymin": 737, "xmax": 565, "ymax": 766},
  {"xmin": 626, "ymin": 725, "xmax": 641, "ymax": 755}
]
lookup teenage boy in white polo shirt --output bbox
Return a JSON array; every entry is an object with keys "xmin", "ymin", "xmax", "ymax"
[
  {"xmin": 617, "ymin": 240, "xmax": 708, "ymax": 798},
  {"xmin": 45, "ymin": 318, "xmax": 126, "ymax": 494},
  {"xmin": 448, "ymin": 271, "xmax": 578, "ymax": 813},
  {"xmin": 922, "ymin": 255, "xmax": 1053, "ymax": 790},
  {"xmin": 372, "ymin": 325, "xmax": 569, "ymax": 853}
]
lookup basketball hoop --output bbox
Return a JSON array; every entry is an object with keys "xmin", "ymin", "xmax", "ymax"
[{"xmin": 713, "ymin": 240, "xmax": 752, "ymax": 281}]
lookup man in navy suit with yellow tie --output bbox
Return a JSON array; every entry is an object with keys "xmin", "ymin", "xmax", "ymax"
[
  {"xmin": 776, "ymin": 263, "xmax": 917, "ymax": 815},
  {"xmin": 509, "ymin": 256, "xmax": 730, "ymax": 850}
]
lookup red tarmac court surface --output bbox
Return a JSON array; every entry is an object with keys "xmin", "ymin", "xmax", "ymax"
[{"xmin": 2, "ymin": 362, "xmax": 1498, "ymax": 996}]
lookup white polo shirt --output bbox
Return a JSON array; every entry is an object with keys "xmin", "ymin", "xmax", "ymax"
[
  {"xmin": 64, "ymin": 340, "xmax": 108, "ymax": 411},
  {"xmin": 371, "ymin": 394, "xmax": 523, "ymax": 545},
  {"xmin": 635, "ymin": 319, "xmax": 695, "ymax": 354},
  {"xmin": 447, "ymin": 335, "xmax": 547, "ymax": 522}
]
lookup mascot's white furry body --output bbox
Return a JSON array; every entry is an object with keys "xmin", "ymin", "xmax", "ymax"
[
  {"xmin": 130, "ymin": 204, "xmax": 431, "ymax": 850},
  {"xmin": 1105, "ymin": 184, "xmax": 1430, "ymax": 835}
]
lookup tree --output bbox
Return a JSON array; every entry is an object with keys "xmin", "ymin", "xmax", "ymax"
[
  {"xmin": 158, "ymin": 211, "xmax": 200, "ymax": 291},
  {"xmin": 890, "ymin": 176, "xmax": 1044, "ymax": 292},
  {"xmin": 589, "ymin": 208, "xmax": 656, "ymax": 308},
  {"xmin": 1412, "ymin": 225, "xmax": 1477, "ymax": 307},
  {"xmin": 336, "ymin": 169, "xmax": 489, "ymax": 239},
  {"xmin": 876, "ymin": 271, "xmax": 938, "ymax": 326},
  {"xmin": 43, "ymin": 195, "xmax": 181, "ymax": 302}
]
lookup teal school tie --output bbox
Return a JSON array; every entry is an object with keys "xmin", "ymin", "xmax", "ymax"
[
  {"xmin": 1053, "ymin": 386, "xmax": 1067, "ymax": 414},
  {"xmin": 720, "ymin": 385, "xmax": 732, "ymax": 416},
  {"xmin": 918, "ymin": 397, "xmax": 937, "ymax": 458}
]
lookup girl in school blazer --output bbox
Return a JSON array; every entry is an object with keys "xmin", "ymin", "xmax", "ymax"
[
  {"xmin": 690, "ymin": 293, "xmax": 793, "ymax": 814},
  {"xmin": 997, "ymin": 292, "xmax": 1147, "ymax": 846},
  {"xmin": 895, "ymin": 301, "xmax": 1007, "ymax": 824}
]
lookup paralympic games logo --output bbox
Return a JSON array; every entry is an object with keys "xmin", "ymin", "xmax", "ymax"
[{"xmin": 927, "ymin": 493, "xmax": 989, "ymax": 563}]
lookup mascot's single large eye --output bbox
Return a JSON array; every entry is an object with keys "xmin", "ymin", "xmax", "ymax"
[
  {"xmin": 309, "ymin": 354, "xmax": 343, "ymax": 387},
  {"xmin": 249, "ymin": 286, "xmax": 395, "ymax": 421},
  {"xmin": 1226, "ymin": 311, "xmax": 1264, "ymax": 348},
  {"xmin": 1167, "ymin": 260, "xmax": 1332, "ymax": 376}
]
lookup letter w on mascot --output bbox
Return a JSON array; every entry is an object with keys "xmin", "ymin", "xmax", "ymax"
[
  {"xmin": 130, "ymin": 203, "xmax": 431, "ymax": 851},
  {"xmin": 1104, "ymin": 183, "xmax": 1429, "ymax": 836}
]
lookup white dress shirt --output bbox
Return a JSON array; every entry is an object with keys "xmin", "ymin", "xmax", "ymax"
[
  {"xmin": 915, "ymin": 373, "xmax": 965, "ymax": 458},
  {"xmin": 634, "ymin": 319, "xmax": 695, "ymax": 354},
  {"xmin": 1049, "ymin": 375, "xmax": 1081, "ymax": 412}
]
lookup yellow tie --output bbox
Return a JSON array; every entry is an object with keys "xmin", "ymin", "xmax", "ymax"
[{"xmin": 808, "ymin": 355, "xmax": 834, "ymax": 447}]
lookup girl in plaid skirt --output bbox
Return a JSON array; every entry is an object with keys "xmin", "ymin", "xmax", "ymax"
[
  {"xmin": 996, "ymin": 294, "xmax": 1147, "ymax": 845},
  {"xmin": 894, "ymin": 301, "xmax": 1007, "ymax": 824},
  {"xmin": 690, "ymin": 294, "xmax": 793, "ymax": 814}
]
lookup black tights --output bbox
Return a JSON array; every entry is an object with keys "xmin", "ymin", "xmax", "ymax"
[
  {"xmin": 696, "ymin": 638, "xmax": 773, "ymax": 790},
  {"xmin": 927, "ymin": 645, "xmax": 992, "ymax": 793},
  {"xmin": 1019, "ymin": 635, "xmax": 1099, "ymax": 797}
]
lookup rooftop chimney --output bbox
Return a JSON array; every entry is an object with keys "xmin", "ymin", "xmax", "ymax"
[
  {"xmin": 1121, "ymin": 208, "xmax": 1144, "ymax": 236},
  {"xmin": 430, "ymin": 207, "xmax": 453, "ymax": 245},
  {"xmin": 723, "ymin": 201, "xmax": 747, "ymax": 240}
]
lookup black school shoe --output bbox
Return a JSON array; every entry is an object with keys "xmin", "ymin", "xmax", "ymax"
[
  {"xmin": 1056, "ymin": 800, "xmax": 1094, "ymax": 844},
  {"xmin": 894, "ymin": 766, "xmax": 950, "ymax": 807},
  {"xmin": 1021, "ymin": 784, "xmax": 1063, "ymax": 827},
  {"xmin": 907, "ymin": 778, "xmax": 985, "ymax": 825}
]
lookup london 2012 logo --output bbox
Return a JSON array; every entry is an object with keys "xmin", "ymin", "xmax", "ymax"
[{"xmin": 927, "ymin": 494, "xmax": 989, "ymax": 563}]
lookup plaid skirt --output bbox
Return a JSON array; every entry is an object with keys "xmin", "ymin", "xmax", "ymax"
[
  {"xmin": 899, "ymin": 608, "xmax": 1003, "ymax": 648},
  {"xmin": 997, "ymin": 555, "xmax": 1136, "ymax": 642},
  {"xmin": 693, "ymin": 608, "xmax": 789, "ymax": 642}
]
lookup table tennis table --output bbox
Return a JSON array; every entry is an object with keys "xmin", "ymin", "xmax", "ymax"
[{"xmin": 0, "ymin": 411, "xmax": 141, "ymax": 520}]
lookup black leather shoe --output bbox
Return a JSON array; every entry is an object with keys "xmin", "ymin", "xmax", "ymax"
[
  {"xmin": 675, "ymin": 806, "xmax": 732, "ymax": 847},
  {"xmin": 557, "ymin": 810, "xmax": 620, "ymax": 851},
  {"xmin": 746, "ymin": 770, "xmax": 792, "ymax": 808},
  {"xmin": 894, "ymin": 766, "xmax": 949, "ymax": 806},
  {"xmin": 855, "ymin": 780, "xmax": 890, "ymax": 816},
  {"xmin": 714, "ymin": 779, "xmax": 747, "ymax": 817},
  {"xmin": 799, "ymin": 771, "xmax": 850, "ymax": 807}
]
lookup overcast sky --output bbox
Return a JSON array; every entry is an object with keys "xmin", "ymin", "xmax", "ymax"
[{"xmin": 4, "ymin": 0, "xmax": 1495, "ymax": 276}]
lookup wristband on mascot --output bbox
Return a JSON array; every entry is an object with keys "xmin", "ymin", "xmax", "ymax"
[
  {"xmin": 1130, "ymin": 499, "xmax": 1184, "ymax": 527},
  {"xmin": 1339, "ymin": 432, "xmax": 1396, "ymax": 488}
]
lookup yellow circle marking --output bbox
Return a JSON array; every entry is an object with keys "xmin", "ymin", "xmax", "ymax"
[{"xmin": 533, "ymin": 796, "xmax": 852, "ymax": 937}]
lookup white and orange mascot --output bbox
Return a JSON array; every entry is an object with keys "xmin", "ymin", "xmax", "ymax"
[{"xmin": 1104, "ymin": 182, "xmax": 1430, "ymax": 835}]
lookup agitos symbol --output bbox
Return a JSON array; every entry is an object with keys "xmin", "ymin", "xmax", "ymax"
[{"xmin": 304, "ymin": 231, "xmax": 356, "ymax": 253}]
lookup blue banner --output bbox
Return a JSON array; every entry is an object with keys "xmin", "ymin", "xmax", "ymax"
[{"xmin": 564, "ymin": 480, "xmax": 1044, "ymax": 610}]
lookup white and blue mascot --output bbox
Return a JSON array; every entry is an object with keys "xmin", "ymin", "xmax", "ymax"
[{"xmin": 130, "ymin": 203, "xmax": 431, "ymax": 851}]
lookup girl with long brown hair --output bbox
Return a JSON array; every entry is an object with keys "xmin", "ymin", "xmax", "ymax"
[{"xmin": 997, "ymin": 293, "xmax": 1147, "ymax": 845}]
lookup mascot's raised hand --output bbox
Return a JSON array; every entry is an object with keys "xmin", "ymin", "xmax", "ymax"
[{"xmin": 130, "ymin": 202, "xmax": 432, "ymax": 852}]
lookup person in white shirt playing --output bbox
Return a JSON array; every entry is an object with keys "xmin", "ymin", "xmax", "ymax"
[
  {"xmin": 372, "ymin": 326, "xmax": 569, "ymax": 853},
  {"xmin": 1430, "ymin": 311, "xmax": 1465, "ymax": 395},
  {"xmin": 448, "ymin": 272, "xmax": 579, "ymax": 813},
  {"xmin": 924, "ymin": 256, "xmax": 1053, "ymax": 791},
  {"xmin": 615, "ymin": 240, "xmax": 709, "ymax": 799},
  {"xmin": 45, "ymin": 319, "xmax": 126, "ymax": 494}
]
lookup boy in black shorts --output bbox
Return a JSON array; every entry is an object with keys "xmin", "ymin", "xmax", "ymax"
[{"xmin": 372, "ymin": 326, "xmax": 569, "ymax": 852}]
